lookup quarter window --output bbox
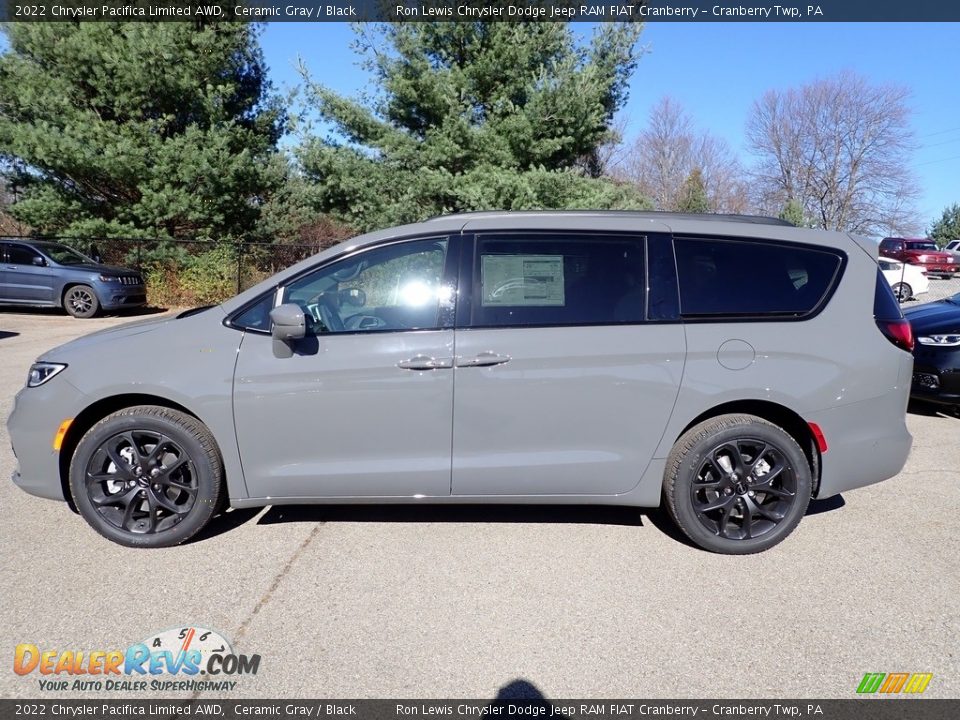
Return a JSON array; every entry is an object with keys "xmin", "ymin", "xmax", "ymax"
[
  {"xmin": 674, "ymin": 237, "xmax": 844, "ymax": 318},
  {"xmin": 471, "ymin": 235, "xmax": 646, "ymax": 327}
]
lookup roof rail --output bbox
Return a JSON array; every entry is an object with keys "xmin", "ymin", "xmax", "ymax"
[{"xmin": 424, "ymin": 210, "xmax": 794, "ymax": 227}]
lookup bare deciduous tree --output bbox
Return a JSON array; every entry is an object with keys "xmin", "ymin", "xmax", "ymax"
[
  {"xmin": 609, "ymin": 97, "xmax": 751, "ymax": 214},
  {"xmin": 747, "ymin": 71, "xmax": 921, "ymax": 236}
]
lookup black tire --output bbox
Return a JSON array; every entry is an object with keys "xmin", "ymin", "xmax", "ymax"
[
  {"xmin": 69, "ymin": 405, "xmax": 223, "ymax": 548},
  {"xmin": 663, "ymin": 414, "xmax": 812, "ymax": 554},
  {"xmin": 892, "ymin": 282, "xmax": 912, "ymax": 302},
  {"xmin": 63, "ymin": 284, "xmax": 100, "ymax": 318}
]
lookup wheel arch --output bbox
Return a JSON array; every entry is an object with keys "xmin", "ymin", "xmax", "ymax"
[
  {"xmin": 60, "ymin": 281, "xmax": 100, "ymax": 310},
  {"xmin": 675, "ymin": 399, "xmax": 822, "ymax": 495},
  {"xmin": 58, "ymin": 393, "xmax": 209, "ymax": 511}
]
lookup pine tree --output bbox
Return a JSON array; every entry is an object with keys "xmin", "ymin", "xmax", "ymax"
[
  {"xmin": 298, "ymin": 23, "xmax": 650, "ymax": 231},
  {"xmin": 675, "ymin": 168, "xmax": 710, "ymax": 213},
  {"xmin": 0, "ymin": 23, "xmax": 283, "ymax": 241},
  {"xmin": 929, "ymin": 204, "xmax": 960, "ymax": 246}
]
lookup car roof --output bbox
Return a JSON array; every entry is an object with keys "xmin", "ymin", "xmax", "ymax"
[
  {"xmin": 0, "ymin": 238, "xmax": 66, "ymax": 248},
  {"xmin": 423, "ymin": 210, "xmax": 793, "ymax": 227}
]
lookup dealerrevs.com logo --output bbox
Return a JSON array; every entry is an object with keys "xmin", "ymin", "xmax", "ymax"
[{"xmin": 13, "ymin": 626, "xmax": 260, "ymax": 692}]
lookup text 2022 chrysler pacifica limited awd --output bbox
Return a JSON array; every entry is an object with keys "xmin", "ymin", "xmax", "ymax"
[{"xmin": 7, "ymin": 212, "xmax": 914, "ymax": 553}]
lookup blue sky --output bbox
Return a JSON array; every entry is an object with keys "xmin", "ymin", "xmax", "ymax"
[{"xmin": 260, "ymin": 21, "xmax": 960, "ymax": 229}]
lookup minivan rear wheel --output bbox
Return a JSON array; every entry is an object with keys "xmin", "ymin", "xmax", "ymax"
[
  {"xmin": 69, "ymin": 406, "xmax": 223, "ymax": 548},
  {"xmin": 663, "ymin": 414, "xmax": 812, "ymax": 554}
]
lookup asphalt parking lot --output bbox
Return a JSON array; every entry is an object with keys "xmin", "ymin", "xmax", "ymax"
[{"xmin": 1, "ymin": 293, "xmax": 958, "ymax": 701}]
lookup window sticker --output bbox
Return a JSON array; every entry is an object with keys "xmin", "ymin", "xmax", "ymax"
[{"xmin": 481, "ymin": 255, "xmax": 565, "ymax": 306}]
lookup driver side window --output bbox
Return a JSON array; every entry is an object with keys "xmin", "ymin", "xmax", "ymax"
[{"xmin": 282, "ymin": 238, "xmax": 449, "ymax": 335}]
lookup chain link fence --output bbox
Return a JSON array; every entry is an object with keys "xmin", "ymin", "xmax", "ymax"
[{"xmin": 6, "ymin": 236, "xmax": 334, "ymax": 307}]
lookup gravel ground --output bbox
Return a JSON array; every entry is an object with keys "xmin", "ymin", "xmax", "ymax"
[{"xmin": 0, "ymin": 306, "xmax": 958, "ymax": 701}]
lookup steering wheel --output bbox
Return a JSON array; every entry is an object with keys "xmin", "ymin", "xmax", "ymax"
[{"xmin": 343, "ymin": 314, "xmax": 387, "ymax": 331}]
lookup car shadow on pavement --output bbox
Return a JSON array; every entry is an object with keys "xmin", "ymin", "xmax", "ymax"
[
  {"xmin": 0, "ymin": 330, "xmax": 19, "ymax": 340},
  {"xmin": 255, "ymin": 503, "xmax": 647, "ymax": 527},
  {"xmin": 107, "ymin": 305, "xmax": 169, "ymax": 318},
  {"xmin": 189, "ymin": 506, "xmax": 264, "ymax": 543},
  {"xmin": 908, "ymin": 399, "xmax": 960, "ymax": 419},
  {"xmin": 192, "ymin": 494, "xmax": 850, "ymax": 547}
]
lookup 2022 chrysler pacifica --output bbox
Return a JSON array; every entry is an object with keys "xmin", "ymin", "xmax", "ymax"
[{"xmin": 7, "ymin": 212, "xmax": 914, "ymax": 553}]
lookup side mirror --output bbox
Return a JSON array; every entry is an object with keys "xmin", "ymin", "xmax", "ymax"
[
  {"xmin": 269, "ymin": 303, "xmax": 305, "ymax": 359},
  {"xmin": 32, "ymin": 256, "xmax": 46, "ymax": 267}
]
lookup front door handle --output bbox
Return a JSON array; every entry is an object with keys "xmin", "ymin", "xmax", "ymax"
[
  {"xmin": 456, "ymin": 352, "xmax": 511, "ymax": 368},
  {"xmin": 397, "ymin": 355, "xmax": 454, "ymax": 371}
]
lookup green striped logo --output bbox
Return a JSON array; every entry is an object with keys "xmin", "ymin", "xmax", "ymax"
[{"xmin": 857, "ymin": 673, "xmax": 933, "ymax": 694}]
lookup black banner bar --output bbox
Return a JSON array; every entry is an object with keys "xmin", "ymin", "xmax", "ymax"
[
  {"xmin": 2, "ymin": 1, "xmax": 960, "ymax": 23},
  {"xmin": 0, "ymin": 700, "xmax": 958, "ymax": 720}
]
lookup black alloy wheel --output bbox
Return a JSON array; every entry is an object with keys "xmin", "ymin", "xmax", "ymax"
[
  {"xmin": 70, "ymin": 406, "xmax": 223, "ymax": 547},
  {"xmin": 689, "ymin": 438, "xmax": 797, "ymax": 541},
  {"xmin": 84, "ymin": 430, "xmax": 198, "ymax": 535},
  {"xmin": 664, "ymin": 414, "xmax": 813, "ymax": 554}
]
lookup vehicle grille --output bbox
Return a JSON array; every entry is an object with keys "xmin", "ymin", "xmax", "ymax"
[
  {"xmin": 120, "ymin": 275, "xmax": 142, "ymax": 286},
  {"xmin": 913, "ymin": 372, "xmax": 940, "ymax": 389}
]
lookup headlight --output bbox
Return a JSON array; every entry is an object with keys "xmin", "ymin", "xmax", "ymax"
[
  {"xmin": 917, "ymin": 334, "xmax": 960, "ymax": 347},
  {"xmin": 99, "ymin": 274, "xmax": 120, "ymax": 283},
  {"xmin": 27, "ymin": 362, "xmax": 67, "ymax": 388}
]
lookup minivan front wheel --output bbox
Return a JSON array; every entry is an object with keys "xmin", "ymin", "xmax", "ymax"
[
  {"xmin": 664, "ymin": 414, "xmax": 812, "ymax": 554},
  {"xmin": 63, "ymin": 284, "xmax": 100, "ymax": 318},
  {"xmin": 69, "ymin": 406, "xmax": 223, "ymax": 548}
]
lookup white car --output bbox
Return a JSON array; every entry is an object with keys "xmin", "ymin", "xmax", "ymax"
[
  {"xmin": 945, "ymin": 240, "xmax": 960, "ymax": 265},
  {"xmin": 879, "ymin": 258, "xmax": 929, "ymax": 301}
]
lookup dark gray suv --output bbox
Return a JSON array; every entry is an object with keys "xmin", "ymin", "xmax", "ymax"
[
  {"xmin": 7, "ymin": 212, "xmax": 914, "ymax": 553},
  {"xmin": 0, "ymin": 239, "xmax": 145, "ymax": 318}
]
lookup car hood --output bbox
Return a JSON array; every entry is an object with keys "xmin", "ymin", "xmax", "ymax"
[
  {"xmin": 904, "ymin": 299, "xmax": 960, "ymax": 333},
  {"xmin": 39, "ymin": 307, "xmax": 224, "ymax": 361}
]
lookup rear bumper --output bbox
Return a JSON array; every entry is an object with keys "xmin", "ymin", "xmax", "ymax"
[{"xmin": 809, "ymin": 385, "xmax": 912, "ymax": 499}]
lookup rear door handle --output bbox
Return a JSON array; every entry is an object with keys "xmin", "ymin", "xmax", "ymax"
[
  {"xmin": 397, "ymin": 355, "xmax": 454, "ymax": 371},
  {"xmin": 456, "ymin": 352, "xmax": 511, "ymax": 368}
]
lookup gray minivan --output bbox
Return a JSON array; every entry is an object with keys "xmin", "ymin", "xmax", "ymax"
[{"xmin": 7, "ymin": 212, "xmax": 914, "ymax": 553}]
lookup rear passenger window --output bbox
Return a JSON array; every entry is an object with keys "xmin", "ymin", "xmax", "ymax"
[
  {"xmin": 674, "ymin": 237, "xmax": 844, "ymax": 318},
  {"xmin": 472, "ymin": 235, "xmax": 645, "ymax": 327}
]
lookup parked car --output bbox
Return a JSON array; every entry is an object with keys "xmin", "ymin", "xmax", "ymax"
[
  {"xmin": 879, "ymin": 258, "xmax": 929, "ymax": 302},
  {"xmin": 944, "ymin": 239, "xmax": 960, "ymax": 265},
  {"xmin": 7, "ymin": 212, "xmax": 914, "ymax": 554},
  {"xmin": 0, "ymin": 239, "xmax": 145, "ymax": 318},
  {"xmin": 904, "ymin": 292, "xmax": 960, "ymax": 406},
  {"xmin": 879, "ymin": 237, "xmax": 958, "ymax": 279}
]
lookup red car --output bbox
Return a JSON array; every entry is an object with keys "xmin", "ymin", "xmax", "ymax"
[{"xmin": 880, "ymin": 237, "xmax": 958, "ymax": 279}]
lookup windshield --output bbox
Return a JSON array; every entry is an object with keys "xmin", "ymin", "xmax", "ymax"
[
  {"xmin": 41, "ymin": 244, "xmax": 94, "ymax": 265},
  {"xmin": 906, "ymin": 241, "xmax": 938, "ymax": 251}
]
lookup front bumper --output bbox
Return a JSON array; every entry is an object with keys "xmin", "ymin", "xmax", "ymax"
[
  {"xmin": 7, "ymin": 376, "xmax": 88, "ymax": 502},
  {"xmin": 910, "ymin": 345, "xmax": 960, "ymax": 405},
  {"xmin": 918, "ymin": 262, "xmax": 958, "ymax": 274},
  {"xmin": 97, "ymin": 283, "xmax": 147, "ymax": 310}
]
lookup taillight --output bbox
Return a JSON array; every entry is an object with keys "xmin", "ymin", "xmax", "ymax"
[{"xmin": 876, "ymin": 319, "xmax": 914, "ymax": 352}]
